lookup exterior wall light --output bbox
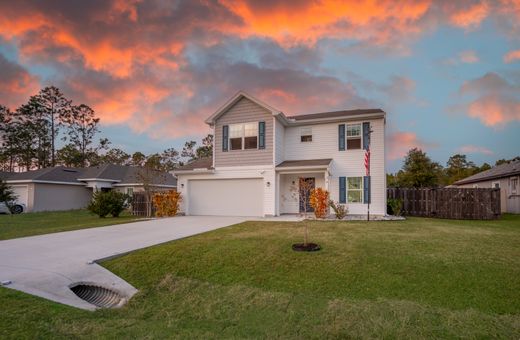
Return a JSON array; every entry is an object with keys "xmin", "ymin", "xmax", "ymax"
[{"xmin": 266, "ymin": 181, "xmax": 271, "ymax": 187}]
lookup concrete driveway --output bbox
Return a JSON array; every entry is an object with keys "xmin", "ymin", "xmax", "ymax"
[{"xmin": 0, "ymin": 216, "xmax": 247, "ymax": 310}]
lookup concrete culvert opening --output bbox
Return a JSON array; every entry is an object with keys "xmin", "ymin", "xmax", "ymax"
[{"xmin": 70, "ymin": 284, "xmax": 125, "ymax": 308}]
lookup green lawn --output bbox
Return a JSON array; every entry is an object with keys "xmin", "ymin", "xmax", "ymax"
[
  {"xmin": 0, "ymin": 209, "xmax": 141, "ymax": 240},
  {"xmin": 1, "ymin": 215, "xmax": 519, "ymax": 338}
]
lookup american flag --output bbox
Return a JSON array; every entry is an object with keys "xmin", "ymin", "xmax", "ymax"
[{"xmin": 364, "ymin": 146, "xmax": 370, "ymax": 176}]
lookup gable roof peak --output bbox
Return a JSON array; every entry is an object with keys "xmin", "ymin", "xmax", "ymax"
[{"xmin": 205, "ymin": 90, "xmax": 283, "ymax": 125}]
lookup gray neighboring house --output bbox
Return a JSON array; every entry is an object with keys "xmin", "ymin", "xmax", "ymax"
[
  {"xmin": 454, "ymin": 160, "xmax": 520, "ymax": 214},
  {"xmin": 0, "ymin": 164, "xmax": 177, "ymax": 212}
]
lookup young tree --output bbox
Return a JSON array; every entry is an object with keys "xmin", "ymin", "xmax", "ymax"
[
  {"xmin": 34, "ymin": 86, "xmax": 72, "ymax": 166},
  {"xmin": 287, "ymin": 178, "xmax": 315, "ymax": 246},
  {"xmin": 62, "ymin": 104, "xmax": 100, "ymax": 167}
]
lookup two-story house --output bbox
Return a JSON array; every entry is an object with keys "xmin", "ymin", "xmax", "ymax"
[{"xmin": 174, "ymin": 91, "xmax": 386, "ymax": 217}]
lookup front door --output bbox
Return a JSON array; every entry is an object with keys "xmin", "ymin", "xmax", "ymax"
[{"xmin": 299, "ymin": 177, "xmax": 315, "ymax": 213}]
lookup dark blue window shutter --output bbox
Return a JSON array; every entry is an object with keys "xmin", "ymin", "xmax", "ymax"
[
  {"xmin": 339, "ymin": 177, "xmax": 346, "ymax": 203},
  {"xmin": 363, "ymin": 122, "xmax": 370, "ymax": 150},
  {"xmin": 258, "ymin": 121, "xmax": 265, "ymax": 149},
  {"xmin": 363, "ymin": 176, "xmax": 370, "ymax": 204},
  {"xmin": 222, "ymin": 125, "xmax": 229, "ymax": 152},
  {"xmin": 338, "ymin": 124, "xmax": 345, "ymax": 151}
]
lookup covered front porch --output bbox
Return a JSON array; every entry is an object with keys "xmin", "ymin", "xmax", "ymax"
[{"xmin": 275, "ymin": 159, "xmax": 332, "ymax": 215}]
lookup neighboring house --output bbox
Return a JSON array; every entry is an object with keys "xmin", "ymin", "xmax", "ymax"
[
  {"xmin": 0, "ymin": 164, "xmax": 176, "ymax": 212},
  {"xmin": 454, "ymin": 160, "xmax": 520, "ymax": 214},
  {"xmin": 174, "ymin": 91, "xmax": 386, "ymax": 217}
]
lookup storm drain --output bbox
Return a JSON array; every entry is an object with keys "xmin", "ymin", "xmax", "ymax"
[{"xmin": 70, "ymin": 284, "xmax": 125, "ymax": 308}]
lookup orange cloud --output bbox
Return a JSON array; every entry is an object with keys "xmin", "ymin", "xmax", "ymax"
[
  {"xmin": 504, "ymin": 49, "xmax": 520, "ymax": 63},
  {"xmin": 220, "ymin": 0, "xmax": 431, "ymax": 47},
  {"xmin": 449, "ymin": 1, "xmax": 489, "ymax": 29},
  {"xmin": 387, "ymin": 131, "xmax": 431, "ymax": 160}
]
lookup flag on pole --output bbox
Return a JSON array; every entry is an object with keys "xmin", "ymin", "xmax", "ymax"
[{"xmin": 364, "ymin": 146, "xmax": 370, "ymax": 176}]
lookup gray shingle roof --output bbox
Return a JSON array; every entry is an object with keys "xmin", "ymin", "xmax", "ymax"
[
  {"xmin": 1, "ymin": 167, "xmax": 83, "ymax": 183},
  {"xmin": 175, "ymin": 157, "xmax": 213, "ymax": 171},
  {"xmin": 455, "ymin": 160, "xmax": 520, "ymax": 185},
  {"xmin": 276, "ymin": 159, "xmax": 333, "ymax": 168},
  {"xmin": 287, "ymin": 108, "xmax": 384, "ymax": 121},
  {"xmin": 2, "ymin": 165, "xmax": 176, "ymax": 186}
]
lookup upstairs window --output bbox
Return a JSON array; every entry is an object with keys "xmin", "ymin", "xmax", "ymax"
[
  {"xmin": 229, "ymin": 124, "xmax": 243, "ymax": 150},
  {"xmin": 244, "ymin": 123, "xmax": 258, "ymax": 149},
  {"xmin": 346, "ymin": 124, "xmax": 361, "ymax": 149},
  {"xmin": 229, "ymin": 122, "xmax": 258, "ymax": 150},
  {"xmin": 301, "ymin": 127, "xmax": 312, "ymax": 142}
]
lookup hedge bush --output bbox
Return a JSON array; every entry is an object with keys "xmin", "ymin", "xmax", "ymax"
[{"xmin": 88, "ymin": 190, "xmax": 130, "ymax": 218}]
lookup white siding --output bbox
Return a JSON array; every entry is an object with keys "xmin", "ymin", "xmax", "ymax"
[
  {"xmin": 283, "ymin": 118, "xmax": 386, "ymax": 215},
  {"xmin": 274, "ymin": 117, "xmax": 285, "ymax": 165},
  {"xmin": 177, "ymin": 165, "xmax": 275, "ymax": 216}
]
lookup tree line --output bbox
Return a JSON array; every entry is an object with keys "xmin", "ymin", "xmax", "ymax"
[
  {"xmin": 0, "ymin": 86, "xmax": 213, "ymax": 172},
  {"xmin": 388, "ymin": 148, "xmax": 519, "ymax": 188}
]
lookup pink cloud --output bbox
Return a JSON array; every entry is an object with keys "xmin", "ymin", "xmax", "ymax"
[
  {"xmin": 458, "ymin": 145, "xmax": 494, "ymax": 155},
  {"xmin": 459, "ymin": 72, "xmax": 520, "ymax": 127},
  {"xmin": 387, "ymin": 131, "xmax": 432, "ymax": 161},
  {"xmin": 459, "ymin": 50, "xmax": 479, "ymax": 63}
]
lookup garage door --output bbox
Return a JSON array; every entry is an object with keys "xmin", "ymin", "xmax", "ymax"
[
  {"xmin": 188, "ymin": 179, "xmax": 263, "ymax": 216},
  {"xmin": 11, "ymin": 185, "xmax": 29, "ymax": 206}
]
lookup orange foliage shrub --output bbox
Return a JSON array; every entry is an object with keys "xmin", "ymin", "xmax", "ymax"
[
  {"xmin": 152, "ymin": 190, "xmax": 182, "ymax": 217},
  {"xmin": 309, "ymin": 188, "xmax": 329, "ymax": 219}
]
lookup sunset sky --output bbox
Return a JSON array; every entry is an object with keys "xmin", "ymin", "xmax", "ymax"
[{"xmin": 0, "ymin": 0, "xmax": 519, "ymax": 171}]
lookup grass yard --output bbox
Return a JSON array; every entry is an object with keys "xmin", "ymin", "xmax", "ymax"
[
  {"xmin": 0, "ymin": 209, "xmax": 141, "ymax": 240},
  {"xmin": 1, "ymin": 215, "xmax": 519, "ymax": 338}
]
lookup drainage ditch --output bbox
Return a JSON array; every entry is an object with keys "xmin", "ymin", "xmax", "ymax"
[{"xmin": 70, "ymin": 284, "xmax": 125, "ymax": 308}]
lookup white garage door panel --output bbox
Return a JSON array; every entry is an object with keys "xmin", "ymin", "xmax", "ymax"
[
  {"xmin": 11, "ymin": 185, "xmax": 29, "ymax": 206},
  {"xmin": 189, "ymin": 179, "xmax": 263, "ymax": 216}
]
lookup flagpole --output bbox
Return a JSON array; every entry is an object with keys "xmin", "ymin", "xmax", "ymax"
[{"xmin": 366, "ymin": 125, "xmax": 373, "ymax": 222}]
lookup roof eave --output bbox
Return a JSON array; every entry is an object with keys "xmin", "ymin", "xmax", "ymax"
[
  {"xmin": 173, "ymin": 169, "xmax": 215, "ymax": 175},
  {"xmin": 286, "ymin": 112, "xmax": 385, "ymax": 126},
  {"xmin": 455, "ymin": 170, "xmax": 520, "ymax": 185}
]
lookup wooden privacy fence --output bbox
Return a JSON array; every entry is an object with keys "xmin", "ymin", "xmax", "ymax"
[
  {"xmin": 387, "ymin": 188, "xmax": 501, "ymax": 220},
  {"xmin": 131, "ymin": 192, "xmax": 155, "ymax": 217}
]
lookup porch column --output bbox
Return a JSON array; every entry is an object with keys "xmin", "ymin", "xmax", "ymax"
[{"xmin": 275, "ymin": 172, "xmax": 281, "ymax": 216}]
